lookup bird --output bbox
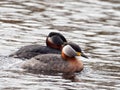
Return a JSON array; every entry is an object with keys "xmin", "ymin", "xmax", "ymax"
[
  {"xmin": 9, "ymin": 32, "xmax": 67, "ymax": 59},
  {"xmin": 21, "ymin": 42, "xmax": 88, "ymax": 74}
]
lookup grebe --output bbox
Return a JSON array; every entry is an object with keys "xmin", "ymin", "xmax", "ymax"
[
  {"xmin": 9, "ymin": 32, "xmax": 67, "ymax": 59},
  {"xmin": 22, "ymin": 42, "xmax": 88, "ymax": 74}
]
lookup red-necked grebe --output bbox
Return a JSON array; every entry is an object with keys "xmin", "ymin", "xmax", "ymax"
[
  {"xmin": 22, "ymin": 42, "xmax": 88, "ymax": 74},
  {"xmin": 9, "ymin": 32, "xmax": 67, "ymax": 59}
]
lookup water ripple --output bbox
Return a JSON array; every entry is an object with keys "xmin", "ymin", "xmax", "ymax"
[{"xmin": 0, "ymin": 0, "xmax": 120, "ymax": 90}]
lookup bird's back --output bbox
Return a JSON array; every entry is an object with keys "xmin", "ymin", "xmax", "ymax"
[
  {"xmin": 22, "ymin": 54, "xmax": 71, "ymax": 73},
  {"xmin": 9, "ymin": 45, "xmax": 60, "ymax": 59}
]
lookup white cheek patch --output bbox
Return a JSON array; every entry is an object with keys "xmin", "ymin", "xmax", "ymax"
[
  {"xmin": 48, "ymin": 37, "xmax": 53, "ymax": 43},
  {"xmin": 62, "ymin": 45, "xmax": 77, "ymax": 57}
]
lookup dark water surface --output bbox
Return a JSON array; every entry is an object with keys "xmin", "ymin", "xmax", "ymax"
[{"xmin": 0, "ymin": 0, "xmax": 120, "ymax": 90}]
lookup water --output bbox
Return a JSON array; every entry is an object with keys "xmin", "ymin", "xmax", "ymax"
[{"xmin": 0, "ymin": 0, "xmax": 120, "ymax": 90}]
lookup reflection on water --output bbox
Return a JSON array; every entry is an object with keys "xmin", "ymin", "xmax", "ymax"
[{"xmin": 0, "ymin": 0, "xmax": 120, "ymax": 90}]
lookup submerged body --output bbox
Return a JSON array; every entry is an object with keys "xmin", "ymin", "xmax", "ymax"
[
  {"xmin": 9, "ymin": 45, "xmax": 60, "ymax": 59},
  {"xmin": 22, "ymin": 54, "xmax": 83, "ymax": 73}
]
